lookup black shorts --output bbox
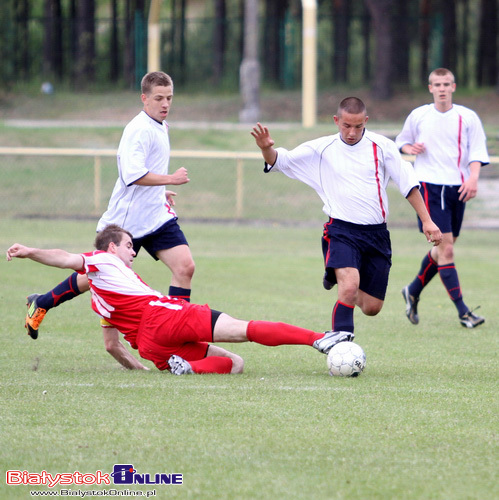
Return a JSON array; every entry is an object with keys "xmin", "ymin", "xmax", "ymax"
[
  {"xmin": 133, "ymin": 219, "xmax": 189, "ymax": 260},
  {"xmin": 322, "ymin": 218, "xmax": 392, "ymax": 300},
  {"xmin": 419, "ymin": 183, "xmax": 465, "ymax": 237}
]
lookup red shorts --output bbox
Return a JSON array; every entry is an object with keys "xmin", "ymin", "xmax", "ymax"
[{"xmin": 137, "ymin": 299, "xmax": 213, "ymax": 371}]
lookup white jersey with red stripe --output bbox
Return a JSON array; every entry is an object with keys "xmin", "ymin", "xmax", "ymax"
[
  {"xmin": 395, "ymin": 104, "xmax": 489, "ymax": 185},
  {"xmin": 82, "ymin": 250, "xmax": 167, "ymax": 347},
  {"xmin": 266, "ymin": 130, "xmax": 418, "ymax": 225},
  {"xmin": 96, "ymin": 111, "xmax": 177, "ymax": 238}
]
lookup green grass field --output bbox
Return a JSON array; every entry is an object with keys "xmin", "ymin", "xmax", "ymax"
[{"xmin": 1, "ymin": 218, "xmax": 497, "ymax": 500}]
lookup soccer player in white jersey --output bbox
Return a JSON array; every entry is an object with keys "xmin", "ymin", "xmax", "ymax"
[
  {"xmin": 7, "ymin": 225, "xmax": 350, "ymax": 375},
  {"xmin": 251, "ymin": 97, "xmax": 442, "ymax": 341},
  {"xmin": 24, "ymin": 72, "xmax": 195, "ymax": 340},
  {"xmin": 396, "ymin": 68, "xmax": 489, "ymax": 328}
]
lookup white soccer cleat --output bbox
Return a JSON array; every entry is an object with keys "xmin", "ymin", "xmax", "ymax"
[
  {"xmin": 168, "ymin": 355, "xmax": 194, "ymax": 375},
  {"xmin": 313, "ymin": 330, "xmax": 354, "ymax": 355}
]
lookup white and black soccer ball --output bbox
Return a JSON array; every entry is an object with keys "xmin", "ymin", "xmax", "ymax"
[{"xmin": 327, "ymin": 341, "xmax": 366, "ymax": 377}]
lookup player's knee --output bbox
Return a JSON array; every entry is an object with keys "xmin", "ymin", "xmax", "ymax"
[
  {"xmin": 359, "ymin": 301, "xmax": 383, "ymax": 316},
  {"xmin": 230, "ymin": 355, "xmax": 244, "ymax": 374}
]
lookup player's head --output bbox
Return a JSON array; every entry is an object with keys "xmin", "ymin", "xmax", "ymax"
[
  {"xmin": 334, "ymin": 97, "xmax": 368, "ymax": 146},
  {"xmin": 428, "ymin": 68, "xmax": 456, "ymax": 108},
  {"xmin": 141, "ymin": 71, "xmax": 174, "ymax": 95},
  {"xmin": 428, "ymin": 68, "xmax": 455, "ymax": 85},
  {"xmin": 141, "ymin": 71, "xmax": 174, "ymax": 123},
  {"xmin": 95, "ymin": 225, "xmax": 136, "ymax": 268}
]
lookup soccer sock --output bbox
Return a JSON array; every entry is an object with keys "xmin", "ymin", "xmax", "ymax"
[
  {"xmin": 36, "ymin": 272, "xmax": 82, "ymax": 311},
  {"xmin": 332, "ymin": 301, "xmax": 354, "ymax": 333},
  {"xmin": 189, "ymin": 356, "xmax": 233, "ymax": 374},
  {"xmin": 246, "ymin": 320, "xmax": 322, "ymax": 347},
  {"xmin": 408, "ymin": 251, "xmax": 438, "ymax": 297},
  {"xmin": 168, "ymin": 286, "xmax": 191, "ymax": 302},
  {"xmin": 438, "ymin": 263, "xmax": 468, "ymax": 317}
]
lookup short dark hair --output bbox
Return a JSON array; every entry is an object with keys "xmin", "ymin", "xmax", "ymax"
[
  {"xmin": 141, "ymin": 71, "xmax": 174, "ymax": 95},
  {"xmin": 337, "ymin": 97, "xmax": 366, "ymax": 116},
  {"xmin": 94, "ymin": 225, "xmax": 133, "ymax": 251},
  {"xmin": 429, "ymin": 67, "xmax": 455, "ymax": 84}
]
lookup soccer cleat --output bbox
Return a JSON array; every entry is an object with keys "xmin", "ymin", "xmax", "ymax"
[
  {"xmin": 313, "ymin": 330, "xmax": 354, "ymax": 355},
  {"xmin": 168, "ymin": 355, "xmax": 194, "ymax": 375},
  {"xmin": 25, "ymin": 294, "xmax": 46, "ymax": 340},
  {"xmin": 401, "ymin": 285, "xmax": 419, "ymax": 325},
  {"xmin": 459, "ymin": 309, "xmax": 485, "ymax": 329}
]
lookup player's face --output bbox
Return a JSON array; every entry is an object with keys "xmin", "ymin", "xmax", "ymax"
[
  {"xmin": 334, "ymin": 112, "xmax": 368, "ymax": 145},
  {"xmin": 141, "ymin": 85, "xmax": 173, "ymax": 123},
  {"xmin": 428, "ymin": 75, "xmax": 455, "ymax": 107},
  {"xmin": 114, "ymin": 234, "xmax": 136, "ymax": 268}
]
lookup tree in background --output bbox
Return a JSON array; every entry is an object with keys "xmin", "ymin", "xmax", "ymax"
[
  {"xmin": 365, "ymin": 0, "xmax": 394, "ymax": 100},
  {"xmin": 477, "ymin": 0, "xmax": 498, "ymax": 86},
  {"xmin": 74, "ymin": 0, "xmax": 96, "ymax": 88}
]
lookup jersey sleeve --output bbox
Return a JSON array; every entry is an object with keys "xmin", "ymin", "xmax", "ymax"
[
  {"xmin": 383, "ymin": 140, "xmax": 419, "ymax": 198},
  {"xmin": 117, "ymin": 126, "xmax": 152, "ymax": 186},
  {"xmin": 466, "ymin": 110, "xmax": 490, "ymax": 166},
  {"xmin": 267, "ymin": 139, "xmax": 326, "ymax": 194},
  {"xmin": 395, "ymin": 112, "xmax": 417, "ymax": 151}
]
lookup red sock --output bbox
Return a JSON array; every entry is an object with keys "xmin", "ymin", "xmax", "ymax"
[
  {"xmin": 246, "ymin": 320, "xmax": 322, "ymax": 346},
  {"xmin": 189, "ymin": 357, "xmax": 233, "ymax": 374}
]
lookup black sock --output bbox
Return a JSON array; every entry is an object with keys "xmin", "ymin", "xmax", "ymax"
[{"xmin": 168, "ymin": 286, "xmax": 191, "ymax": 302}]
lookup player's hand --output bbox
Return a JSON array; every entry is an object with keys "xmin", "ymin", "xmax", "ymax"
[
  {"xmin": 170, "ymin": 167, "xmax": 190, "ymax": 185},
  {"xmin": 458, "ymin": 177, "xmax": 478, "ymax": 202},
  {"xmin": 409, "ymin": 142, "xmax": 425, "ymax": 155},
  {"xmin": 251, "ymin": 122, "xmax": 275, "ymax": 150},
  {"xmin": 165, "ymin": 190, "xmax": 177, "ymax": 206},
  {"xmin": 6, "ymin": 243, "xmax": 31, "ymax": 261},
  {"xmin": 423, "ymin": 223, "xmax": 442, "ymax": 246}
]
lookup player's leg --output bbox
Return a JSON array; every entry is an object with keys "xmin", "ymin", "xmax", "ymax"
[
  {"xmin": 156, "ymin": 244, "xmax": 195, "ymax": 301},
  {"xmin": 168, "ymin": 345, "xmax": 240, "ymax": 375},
  {"xmin": 25, "ymin": 272, "xmax": 89, "ymax": 339},
  {"xmin": 402, "ymin": 249, "xmax": 438, "ymax": 325},
  {"xmin": 212, "ymin": 313, "xmax": 349, "ymax": 354},
  {"xmin": 139, "ymin": 220, "xmax": 195, "ymax": 301}
]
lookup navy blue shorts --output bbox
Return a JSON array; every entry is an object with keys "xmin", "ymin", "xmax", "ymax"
[
  {"xmin": 133, "ymin": 219, "xmax": 189, "ymax": 260},
  {"xmin": 322, "ymin": 218, "xmax": 392, "ymax": 300},
  {"xmin": 419, "ymin": 183, "xmax": 465, "ymax": 237}
]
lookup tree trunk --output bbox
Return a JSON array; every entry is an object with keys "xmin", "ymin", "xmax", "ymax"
[
  {"xmin": 442, "ymin": 0, "xmax": 457, "ymax": 72},
  {"xmin": 213, "ymin": 0, "xmax": 227, "ymax": 85},
  {"xmin": 477, "ymin": 0, "xmax": 498, "ymax": 86},
  {"xmin": 365, "ymin": 0, "xmax": 394, "ymax": 100},
  {"xmin": 110, "ymin": 0, "xmax": 119, "ymax": 82},
  {"xmin": 75, "ymin": 0, "xmax": 96, "ymax": 88},
  {"xmin": 239, "ymin": 0, "xmax": 260, "ymax": 122},
  {"xmin": 391, "ymin": 0, "xmax": 410, "ymax": 84},
  {"xmin": 332, "ymin": 0, "xmax": 350, "ymax": 83},
  {"xmin": 419, "ymin": 0, "xmax": 431, "ymax": 85}
]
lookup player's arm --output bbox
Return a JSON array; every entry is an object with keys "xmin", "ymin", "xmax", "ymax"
[
  {"xmin": 133, "ymin": 168, "xmax": 189, "ymax": 186},
  {"xmin": 102, "ymin": 326, "xmax": 150, "ymax": 370},
  {"xmin": 458, "ymin": 161, "xmax": 481, "ymax": 202},
  {"xmin": 6, "ymin": 244, "xmax": 84, "ymax": 271},
  {"xmin": 251, "ymin": 122, "xmax": 278, "ymax": 166},
  {"xmin": 406, "ymin": 187, "xmax": 442, "ymax": 245}
]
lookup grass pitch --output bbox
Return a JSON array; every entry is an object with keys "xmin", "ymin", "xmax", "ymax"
[{"xmin": 1, "ymin": 218, "xmax": 497, "ymax": 500}]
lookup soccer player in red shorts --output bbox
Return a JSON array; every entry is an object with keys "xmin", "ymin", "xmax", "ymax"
[{"xmin": 7, "ymin": 225, "xmax": 351, "ymax": 375}]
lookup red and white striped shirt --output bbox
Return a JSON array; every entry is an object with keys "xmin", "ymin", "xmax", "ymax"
[{"xmin": 82, "ymin": 250, "xmax": 175, "ymax": 348}]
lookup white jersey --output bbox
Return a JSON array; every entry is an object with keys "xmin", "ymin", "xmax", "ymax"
[
  {"xmin": 97, "ymin": 111, "xmax": 177, "ymax": 238},
  {"xmin": 266, "ymin": 130, "xmax": 419, "ymax": 225},
  {"xmin": 395, "ymin": 104, "xmax": 489, "ymax": 185}
]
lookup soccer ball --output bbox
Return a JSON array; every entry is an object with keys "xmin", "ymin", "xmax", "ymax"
[{"xmin": 327, "ymin": 341, "xmax": 366, "ymax": 377}]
